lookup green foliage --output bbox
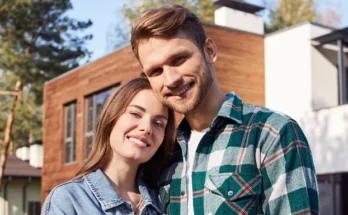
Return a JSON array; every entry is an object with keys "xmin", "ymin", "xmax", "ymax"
[
  {"xmin": 0, "ymin": 0, "xmax": 92, "ymax": 104},
  {"xmin": 123, "ymin": 0, "xmax": 214, "ymax": 24},
  {"xmin": 0, "ymin": 0, "xmax": 92, "ymax": 146},
  {"xmin": 266, "ymin": 0, "xmax": 341, "ymax": 33},
  {"xmin": 108, "ymin": 0, "xmax": 214, "ymax": 51},
  {"xmin": 267, "ymin": 0, "xmax": 316, "ymax": 33}
]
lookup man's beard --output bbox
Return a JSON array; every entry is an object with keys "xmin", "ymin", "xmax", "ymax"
[{"xmin": 161, "ymin": 66, "xmax": 213, "ymax": 114}]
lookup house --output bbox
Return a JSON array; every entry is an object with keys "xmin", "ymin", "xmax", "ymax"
[
  {"xmin": 0, "ymin": 141, "xmax": 43, "ymax": 215},
  {"xmin": 42, "ymin": 0, "xmax": 348, "ymax": 214}
]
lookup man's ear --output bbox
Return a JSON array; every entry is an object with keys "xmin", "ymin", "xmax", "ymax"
[{"xmin": 204, "ymin": 38, "xmax": 217, "ymax": 64}]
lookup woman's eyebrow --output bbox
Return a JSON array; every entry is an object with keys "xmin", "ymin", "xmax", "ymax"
[{"xmin": 129, "ymin": 105, "xmax": 146, "ymax": 112}]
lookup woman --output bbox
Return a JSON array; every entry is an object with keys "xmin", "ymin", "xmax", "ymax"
[{"xmin": 41, "ymin": 77, "xmax": 176, "ymax": 215}]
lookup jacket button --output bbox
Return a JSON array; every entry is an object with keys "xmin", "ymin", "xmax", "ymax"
[
  {"xmin": 181, "ymin": 190, "xmax": 185, "ymax": 196},
  {"xmin": 228, "ymin": 190, "xmax": 234, "ymax": 196}
]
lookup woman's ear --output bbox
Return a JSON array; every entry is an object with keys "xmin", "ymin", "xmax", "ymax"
[{"xmin": 204, "ymin": 38, "xmax": 217, "ymax": 63}]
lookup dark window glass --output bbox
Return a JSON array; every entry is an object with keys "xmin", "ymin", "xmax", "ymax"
[
  {"xmin": 85, "ymin": 86, "xmax": 118, "ymax": 158},
  {"xmin": 28, "ymin": 202, "xmax": 40, "ymax": 215}
]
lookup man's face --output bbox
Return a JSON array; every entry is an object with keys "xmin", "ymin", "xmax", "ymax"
[{"xmin": 137, "ymin": 32, "xmax": 214, "ymax": 114}]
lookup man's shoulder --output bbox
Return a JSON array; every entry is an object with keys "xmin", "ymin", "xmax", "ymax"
[{"xmin": 242, "ymin": 103, "xmax": 297, "ymax": 133}]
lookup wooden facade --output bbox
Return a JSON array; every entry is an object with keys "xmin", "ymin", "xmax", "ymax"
[{"xmin": 42, "ymin": 23, "xmax": 265, "ymax": 202}]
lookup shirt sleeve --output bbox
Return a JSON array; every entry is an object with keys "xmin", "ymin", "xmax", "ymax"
[{"xmin": 261, "ymin": 119, "xmax": 319, "ymax": 215}]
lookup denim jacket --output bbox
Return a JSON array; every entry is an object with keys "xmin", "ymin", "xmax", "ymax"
[{"xmin": 41, "ymin": 168, "xmax": 164, "ymax": 215}]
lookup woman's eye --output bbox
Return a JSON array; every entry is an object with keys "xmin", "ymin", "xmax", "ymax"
[
  {"xmin": 153, "ymin": 121, "xmax": 164, "ymax": 128},
  {"xmin": 130, "ymin": 112, "xmax": 141, "ymax": 118}
]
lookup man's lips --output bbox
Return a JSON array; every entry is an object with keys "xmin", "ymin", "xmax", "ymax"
[{"xmin": 165, "ymin": 82, "xmax": 193, "ymax": 97}]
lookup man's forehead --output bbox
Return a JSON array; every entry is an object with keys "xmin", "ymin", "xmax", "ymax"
[{"xmin": 138, "ymin": 37, "xmax": 190, "ymax": 66}]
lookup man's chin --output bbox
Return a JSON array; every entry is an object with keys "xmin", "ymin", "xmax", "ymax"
[{"xmin": 166, "ymin": 101, "xmax": 196, "ymax": 114}]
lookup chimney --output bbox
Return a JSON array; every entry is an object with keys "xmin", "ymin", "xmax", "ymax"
[
  {"xmin": 213, "ymin": 0, "xmax": 265, "ymax": 35},
  {"xmin": 29, "ymin": 140, "xmax": 43, "ymax": 168},
  {"xmin": 15, "ymin": 143, "xmax": 30, "ymax": 161}
]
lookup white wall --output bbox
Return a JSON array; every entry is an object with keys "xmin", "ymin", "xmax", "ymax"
[
  {"xmin": 310, "ymin": 25, "xmax": 337, "ymax": 110},
  {"xmin": 300, "ymin": 104, "xmax": 348, "ymax": 174},
  {"xmin": 265, "ymin": 23, "xmax": 313, "ymax": 121},
  {"xmin": 7, "ymin": 181, "xmax": 22, "ymax": 215},
  {"xmin": 214, "ymin": 7, "xmax": 264, "ymax": 35},
  {"xmin": 0, "ymin": 180, "xmax": 41, "ymax": 215}
]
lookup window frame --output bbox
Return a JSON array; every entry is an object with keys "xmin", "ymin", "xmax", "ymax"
[
  {"xmin": 84, "ymin": 84, "xmax": 119, "ymax": 158},
  {"xmin": 64, "ymin": 101, "xmax": 76, "ymax": 164}
]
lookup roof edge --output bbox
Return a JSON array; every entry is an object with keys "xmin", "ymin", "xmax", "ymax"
[
  {"xmin": 266, "ymin": 21, "xmax": 336, "ymax": 37},
  {"xmin": 202, "ymin": 21, "xmax": 265, "ymax": 37},
  {"xmin": 45, "ymin": 42, "xmax": 131, "ymax": 85}
]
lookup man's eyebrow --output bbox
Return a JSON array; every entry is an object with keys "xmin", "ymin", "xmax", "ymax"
[
  {"xmin": 128, "ymin": 105, "xmax": 168, "ymax": 120},
  {"xmin": 143, "ymin": 49, "xmax": 190, "ymax": 73}
]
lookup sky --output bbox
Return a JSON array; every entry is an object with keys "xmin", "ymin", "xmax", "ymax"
[{"xmin": 68, "ymin": 0, "xmax": 348, "ymax": 62}]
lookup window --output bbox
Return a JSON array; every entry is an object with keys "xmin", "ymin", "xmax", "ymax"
[
  {"xmin": 28, "ymin": 202, "xmax": 40, "ymax": 215},
  {"xmin": 85, "ymin": 86, "xmax": 118, "ymax": 158},
  {"xmin": 64, "ymin": 102, "xmax": 76, "ymax": 164}
]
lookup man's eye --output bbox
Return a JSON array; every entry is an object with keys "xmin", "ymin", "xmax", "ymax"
[
  {"xmin": 149, "ymin": 68, "xmax": 163, "ymax": 77},
  {"xmin": 173, "ymin": 56, "xmax": 186, "ymax": 66}
]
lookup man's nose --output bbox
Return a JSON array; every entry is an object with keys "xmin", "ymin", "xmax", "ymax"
[{"xmin": 163, "ymin": 66, "xmax": 183, "ymax": 89}]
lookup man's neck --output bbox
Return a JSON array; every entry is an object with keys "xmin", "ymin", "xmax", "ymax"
[{"xmin": 186, "ymin": 82, "xmax": 225, "ymax": 132}]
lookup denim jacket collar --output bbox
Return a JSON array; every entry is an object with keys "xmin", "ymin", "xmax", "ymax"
[{"xmin": 84, "ymin": 168, "xmax": 163, "ymax": 214}]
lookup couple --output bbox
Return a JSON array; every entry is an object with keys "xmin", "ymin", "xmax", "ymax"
[{"xmin": 42, "ymin": 4, "xmax": 319, "ymax": 215}]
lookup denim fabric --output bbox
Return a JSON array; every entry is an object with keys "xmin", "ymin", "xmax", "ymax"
[{"xmin": 41, "ymin": 168, "xmax": 164, "ymax": 215}]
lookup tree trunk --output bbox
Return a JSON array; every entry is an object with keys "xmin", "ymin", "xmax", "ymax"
[
  {"xmin": 0, "ymin": 81, "xmax": 22, "ymax": 189},
  {"xmin": 8, "ymin": 141, "xmax": 14, "ymax": 156}
]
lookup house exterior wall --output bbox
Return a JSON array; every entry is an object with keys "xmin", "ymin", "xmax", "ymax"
[
  {"xmin": 300, "ymin": 104, "xmax": 348, "ymax": 174},
  {"xmin": 265, "ymin": 23, "xmax": 313, "ymax": 121},
  {"xmin": 265, "ymin": 22, "xmax": 348, "ymax": 175},
  {"xmin": 0, "ymin": 179, "xmax": 41, "ymax": 215},
  {"xmin": 310, "ymin": 25, "xmax": 337, "ymax": 110},
  {"xmin": 42, "ymin": 24, "xmax": 264, "ymax": 202}
]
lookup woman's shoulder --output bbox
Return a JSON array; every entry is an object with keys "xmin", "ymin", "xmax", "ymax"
[
  {"xmin": 41, "ymin": 178, "xmax": 85, "ymax": 215},
  {"xmin": 48, "ymin": 178, "xmax": 85, "ymax": 198}
]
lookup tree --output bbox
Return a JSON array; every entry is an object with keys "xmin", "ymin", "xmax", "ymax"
[
  {"xmin": 265, "ymin": 0, "xmax": 341, "ymax": 33},
  {"xmin": 0, "ymin": 0, "xmax": 92, "ymax": 187},
  {"xmin": 107, "ymin": 0, "xmax": 214, "ymax": 51}
]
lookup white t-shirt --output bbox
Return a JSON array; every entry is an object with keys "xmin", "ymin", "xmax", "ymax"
[{"xmin": 186, "ymin": 129, "xmax": 208, "ymax": 215}]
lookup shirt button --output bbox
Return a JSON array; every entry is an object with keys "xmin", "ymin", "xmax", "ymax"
[
  {"xmin": 228, "ymin": 190, "xmax": 234, "ymax": 196},
  {"xmin": 181, "ymin": 190, "xmax": 185, "ymax": 196}
]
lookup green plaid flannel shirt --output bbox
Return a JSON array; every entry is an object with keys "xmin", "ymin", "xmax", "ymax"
[{"xmin": 159, "ymin": 92, "xmax": 319, "ymax": 215}]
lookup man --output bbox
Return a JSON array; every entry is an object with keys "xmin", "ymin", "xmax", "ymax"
[{"xmin": 130, "ymin": 4, "xmax": 319, "ymax": 215}]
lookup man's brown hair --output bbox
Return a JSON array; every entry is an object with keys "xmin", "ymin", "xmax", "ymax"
[{"xmin": 131, "ymin": 4, "xmax": 207, "ymax": 60}]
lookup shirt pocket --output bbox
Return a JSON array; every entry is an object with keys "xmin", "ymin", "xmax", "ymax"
[{"xmin": 205, "ymin": 172, "xmax": 262, "ymax": 210}]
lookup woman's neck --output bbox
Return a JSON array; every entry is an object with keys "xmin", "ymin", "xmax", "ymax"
[{"xmin": 103, "ymin": 157, "xmax": 139, "ymax": 193}]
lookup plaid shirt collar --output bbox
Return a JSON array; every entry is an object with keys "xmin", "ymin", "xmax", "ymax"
[{"xmin": 177, "ymin": 91, "xmax": 243, "ymax": 140}]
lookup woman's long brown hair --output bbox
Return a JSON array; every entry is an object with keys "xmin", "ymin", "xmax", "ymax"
[{"xmin": 74, "ymin": 77, "xmax": 176, "ymax": 188}]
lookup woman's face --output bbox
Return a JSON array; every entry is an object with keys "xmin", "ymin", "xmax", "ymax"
[{"xmin": 109, "ymin": 89, "xmax": 169, "ymax": 164}]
